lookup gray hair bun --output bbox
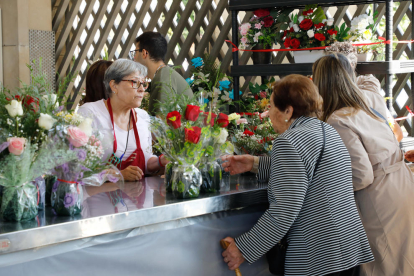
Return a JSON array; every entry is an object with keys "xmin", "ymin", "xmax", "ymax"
[{"xmin": 325, "ymin": 42, "xmax": 358, "ymax": 68}]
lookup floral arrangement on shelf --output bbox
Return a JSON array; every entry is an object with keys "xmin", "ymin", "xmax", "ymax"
[
  {"xmin": 186, "ymin": 55, "xmax": 234, "ymax": 107},
  {"xmin": 239, "ymin": 8, "xmax": 293, "ymax": 49},
  {"xmin": 231, "ymin": 113, "xmax": 278, "ymax": 156},
  {"xmin": 276, "ymin": 5, "xmax": 349, "ymax": 50},
  {"xmin": 240, "ymin": 77, "xmax": 275, "ymax": 113},
  {"xmin": 50, "ymin": 112, "xmax": 122, "ymax": 216},
  {"xmin": 347, "ymin": 11, "xmax": 383, "ymax": 56}
]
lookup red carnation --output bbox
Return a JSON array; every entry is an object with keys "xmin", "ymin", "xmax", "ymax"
[
  {"xmin": 185, "ymin": 127, "xmax": 202, "ymax": 144},
  {"xmin": 284, "ymin": 37, "xmax": 292, "ymax": 48},
  {"xmin": 327, "ymin": 29, "xmax": 338, "ymax": 36},
  {"xmin": 216, "ymin": 113, "xmax": 229, "ymax": 128},
  {"xmin": 289, "ymin": 27, "xmax": 294, "ymax": 32},
  {"xmin": 254, "ymin": 9, "xmax": 270, "ymax": 18},
  {"xmin": 254, "ymin": 95, "xmax": 259, "ymax": 100},
  {"xmin": 243, "ymin": 129, "xmax": 255, "ymax": 136},
  {"xmin": 314, "ymin": 23, "xmax": 325, "ymax": 29},
  {"xmin": 166, "ymin": 111, "xmax": 182, "ymax": 129},
  {"xmin": 290, "ymin": 38, "xmax": 301, "ymax": 49},
  {"xmin": 314, "ymin": 33, "xmax": 326, "ymax": 41},
  {"xmin": 185, "ymin": 105, "xmax": 201, "ymax": 121},
  {"xmin": 299, "ymin": 19, "xmax": 313, "ymax": 31},
  {"xmin": 240, "ymin": 112, "xmax": 253, "ymax": 116},
  {"xmin": 302, "ymin": 9, "xmax": 313, "ymax": 16},
  {"xmin": 263, "ymin": 16, "xmax": 274, "ymax": 28},
  {"xmin": 202, "ymin": 112, "xmax": 217, "ymax": 127}
]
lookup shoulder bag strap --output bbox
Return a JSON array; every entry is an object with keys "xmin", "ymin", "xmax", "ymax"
[{"xmin": 313, "ymin": 121, "xmax": 326, "ymax": 179}]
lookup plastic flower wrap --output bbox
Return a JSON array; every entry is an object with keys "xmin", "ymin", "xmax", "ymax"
[
  {"xmin": 231, "ymin": 113, "xmax": 278, "ymax": 156},
  {"xmin": 151, "ymin": 93, "xmax": 214, "ymax": 199},
  {"xmin": 50, "ymin": 113, "xmax": 123, "ymax": 216}
]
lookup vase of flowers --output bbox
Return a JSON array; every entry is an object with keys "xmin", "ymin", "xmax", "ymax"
[
  {"xmin": 239, "ymin": 8, "xmax": 292, "ymax": 64},
  {"xmin": 276, "ymin": 5, "xmax": 350, "ymax": 63},
  {"xmin": 171, "ymin": 164, "xmax": 202, "ymax": 199},
  {"xmin": 51, "ymin": 178, "xmax": 83, "ymax": 216}
]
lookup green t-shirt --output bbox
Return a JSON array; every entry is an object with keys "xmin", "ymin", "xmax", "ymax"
[{"xmin": 148, "ymin": 66, "xmax": 193, "ymax": 116}]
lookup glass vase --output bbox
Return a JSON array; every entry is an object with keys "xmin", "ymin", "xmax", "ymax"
[
  {"xmin": 200, "ymin": 161, "xmax": 222, "ymax": 193},
  {"xmin": 171, "ymin": 165, "xmax": 202, "ymax": 199},
  {"xmin": 0, "ymin": 182, "xmax": 38, "ymax": 221},
  {"xmin": 51, "ymin": 180, "xmax": 83, "ymax": 216},
  {"xmin": 164, "ymin": 162, "xmax": 176, "ymax": 193}
]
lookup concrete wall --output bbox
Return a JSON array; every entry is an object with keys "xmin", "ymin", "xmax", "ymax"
[{"xmin": 0, "ymin": 0, "xmax": 52, "ymax": 89}]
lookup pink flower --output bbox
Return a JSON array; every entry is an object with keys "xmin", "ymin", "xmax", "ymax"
[
  {"xmin": 7, "ymin": 137, "xmax": 25, "ymax": 156},
  {"xmin": 67, "ymin": 126, "xmax": 89, "ymax": 148},
  {"xmin": 260, "ymin": 91, "xmax": 267, "ymax": 98},
  {"xmin": 236, "ymin": 119, "xmax": 248, "ymax": 125},
  {"xmin": 255, "ymin": 23, "xmax": 262, "ymax": 30},
  {"xmin": 240, "ymin": 36, "xmax": 248, "ymax": 47},
  {"xmin": 240, "ymin": 23, "xmax": 251, "ymax": 35},
  {"xmin": 260, "ymin": 111, "xmax": 269, "ymax": 118}
]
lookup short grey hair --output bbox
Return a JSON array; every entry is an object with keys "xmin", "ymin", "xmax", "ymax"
[{"xmin": 103, "ymin": 58, "xmax": 148, "ymax": 97}]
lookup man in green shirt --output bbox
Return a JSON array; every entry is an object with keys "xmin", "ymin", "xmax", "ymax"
[{"xmin": 132, "ymin": 32, "xmax": 193, "ymax": 115}]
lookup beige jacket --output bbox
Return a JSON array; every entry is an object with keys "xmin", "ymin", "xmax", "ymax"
[{"xmin": 328, "ymin": 108, "xmax": 414, "ymax": 276}]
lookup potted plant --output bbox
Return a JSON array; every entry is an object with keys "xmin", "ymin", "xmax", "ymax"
[
  {"xmin": 239, "ymin": 8, "xmax": 293, "ymax": 64},
  {"xmin": 276, "ymin": 5, "xmax": 350, "ymax": 63}
]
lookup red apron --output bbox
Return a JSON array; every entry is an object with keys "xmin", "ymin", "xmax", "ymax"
[{"xmin": 106, "ymin": 98, "xmax": 146, "ymax": 174}]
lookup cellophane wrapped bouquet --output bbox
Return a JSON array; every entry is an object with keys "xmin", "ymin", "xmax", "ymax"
[
  {"xmin": 0, "ymin": 60, "xmax": 80, "ymax": 221},
  {"xmin": 50, "ymin": 112, "xmax": 123, "ymax": 216},
  {"xmin": 231, "ymin": 113, "xmax": 278, "ymax": 156}
]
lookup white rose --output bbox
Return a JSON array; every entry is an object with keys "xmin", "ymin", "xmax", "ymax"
[
  {"xmin": 293, "ymin": 24, "xmax": 300, "ymax": 32},
  {"xmin": 216, "ymin": 128, "xmax": 228, "ymax": 144},
  {"xmin": 228, "ymin": 113, "xmax": 241, "ymax": 121},
  {"xmin": 289, "ymin": 22, "xmax": 294, "ymax": 27},
  {"xmin": 327, "ymin": 18, "xmax": 334, "ymax": 26},
  {"xmin": 38, "ymin": 113, "xmax": 56, "ymax": 130},
  {"xmin": 42, "ymin": 94, "xmax": 58, "ymax": 108},
  {"xmin": 5, "ymin": 100, "xmax": 23, "ymax": 117},
  {"xmin": 298, "ymin": 16, "xmax": 304, "ymax": 23},
  {"xmin": 78, "ymin": 117, "xmax": 93, "ymax": 137},
  {"xmin": 307, "ymin": 30, "xmax": 315, "ymax": 38}
]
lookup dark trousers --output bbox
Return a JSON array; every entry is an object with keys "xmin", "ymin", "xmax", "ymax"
[{"xmin": 325, "ymin": 265, "xmax": 360, "ymax": 276}]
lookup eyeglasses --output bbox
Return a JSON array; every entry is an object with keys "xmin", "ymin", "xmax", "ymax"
[
  {"xmin": 121, "ymin": 79, "xmax": 149, "ymax": 90},
  {"xmin": 129, "ymin": 49, "xmax": 142, "ymax": 60}
]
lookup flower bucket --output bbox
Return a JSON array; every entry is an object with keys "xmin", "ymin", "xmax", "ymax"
[
  {"xmin": 0, "ymin": 182, "xmax": 38, "ymax": 221},
  {"xmin": 200, "ymin": 161, "xmax": 222, "ymax": 193},
  {"xmin": 293, "ymin": 50, "xmax": 325, "ymax": 63},
  {"xmin": 51, "ymin": 180, "xmax": 83, "ymax": 216},
  {"xmin": 171, "ymin": 165, "xmax": 202, "ymax": 199},
  {"xmin": 357, "ymin": 52, "xmax": 373, "ymax": 62},
  {"xmin": 252, "ymin": 43, "xmax": 273, "ymax": 65}
]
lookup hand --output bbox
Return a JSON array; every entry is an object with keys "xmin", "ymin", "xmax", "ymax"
[
  {"xmin": 221, "ymin": 155, "xmax": 255, "ymax": 175},
  {"xmin": 121, "ymin": 166, "xmax": 144, "ymax": 181},
  {"xmin": 222, "ymin": 237, "xmax": 245, "ymax": 270},
  {"xmin": 405, "ymin": 150, "xmax": 414, "ymax": 162},
  {"xmin": 160, "ymin": 155, "xmax": 169, "ymax": 167},
  {"xmin": 122, "ymin": 182, "xmax": 144, "ymax": 198}
]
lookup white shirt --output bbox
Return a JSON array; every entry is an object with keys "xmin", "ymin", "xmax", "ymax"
[{"xmin": 77, "ymin": 100, "xmax": 157, "ymax": 173}]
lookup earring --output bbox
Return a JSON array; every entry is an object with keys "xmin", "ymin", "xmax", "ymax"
[{"xmin": 285, "ymin": 119, "xmax": 288, "ymax": 122}]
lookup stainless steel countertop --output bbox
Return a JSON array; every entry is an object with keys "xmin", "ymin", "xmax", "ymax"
[{"xmin": 0, "ymin": 174, "xmax": 268, "ymax": 255}]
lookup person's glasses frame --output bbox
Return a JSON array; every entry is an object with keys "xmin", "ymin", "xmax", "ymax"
[
  {"xmin": 121, "ymin": 79, "xmax": 149, "ymax": 90},
  {"xmin": 129, "ymin": 49, "xmax": 142, "ymax": 60}
]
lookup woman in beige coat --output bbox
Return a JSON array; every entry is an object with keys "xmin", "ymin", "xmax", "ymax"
[{"xmin": 313, "ymin": 54, "xmax": 414, "ymax": 276}]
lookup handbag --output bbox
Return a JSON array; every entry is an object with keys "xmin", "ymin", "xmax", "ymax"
[{"xmin": 266, "ymin": 121, "xmax": 326, "ymax": 275}]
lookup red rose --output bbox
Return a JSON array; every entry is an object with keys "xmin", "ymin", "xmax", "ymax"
[
  {"xmin": 299, "ymin": 19, "xmax": 313, "ymax": 31},
  {"xmin": 23, "ymin": 96, "xmax": 40, "ymax": 113},
  {"xmin": 290, "ymin": 38, "xmax": 301, "ymax": 49},
  {"xmin": 289, "ymin": 27, "xmax": 294, "ymax": 32},
  {"xmin": 185, "ymin": 105, "xmax": 200, "ymax": 121},
  {"xmin": 253, "ymin": 126, "xmax": 258, "ymax": 131},
  {"xmin": 327, "ymin": 29, "xmax": 338, "ymax": 35},
  {"xmin": 263, "ymin": 16, "xmax": 274, "ymax": 28},
  {"xmin": 315, "ymin": 23, "xmax": 325, "ymax": 29},
  {"xmin": 254, "ymin": 9, "xmax": 270, "ymax": 18},
  {"xmin": 202, "ymin": 112, "xmax": 217, "ymax": 127},
  {"xmin": 302, "ymin": 9, "xmax": 313, "ymax": 16},
  {"xmin": 243, "ymin": 129, "xmax": 255, "ymax": 136},
  {"xmin": 314, "ymin": 33, "xmax": 326, "ymax": 41},
  {"xmin": 185, "ymin": 127, "xmax": 202, "ymax": 144},
  {"xmin": 284, "ymin": 37, "xmax": 292, "ymax": 48},
  {"xmin": 166, "ymin": 111, "xmax": 182, "ymax": 129},
  {"xmin": 216, "ymin": 113, "xmax": 229, "ymax": 128},
  {"xmin": 254, "ymin": 95, "xmax": 259, "ymax": 100},
  {"xmin": 282, "ymin": 30, "xmax": 287, "ymax": 38}
]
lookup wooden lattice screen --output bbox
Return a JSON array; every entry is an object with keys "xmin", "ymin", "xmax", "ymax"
[{"xmin": 52, "ymin": 0, "xmax": 414, "ymax": 132}]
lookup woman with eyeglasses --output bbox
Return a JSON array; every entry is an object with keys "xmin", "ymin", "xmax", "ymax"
[
  {"xmin": 313, "ymin": 54, "xmax": 414, "ymax": 276},
  {"xmin": 78, "ymin": 59, "xmax": 168, "ymax": 181}
]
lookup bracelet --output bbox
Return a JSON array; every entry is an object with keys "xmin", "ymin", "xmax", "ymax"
[{"xmin": 158, "ymin": 154, "xmax": 165, "ymax": 168}]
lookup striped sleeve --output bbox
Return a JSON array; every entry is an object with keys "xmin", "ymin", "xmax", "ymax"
[
  {"xmin": 257, "ymin": 156, "xmax": 271, "ymax": 181},
  {"xmin": 235, "ymin": 137, "xmax": 308, "ymax": 263}
]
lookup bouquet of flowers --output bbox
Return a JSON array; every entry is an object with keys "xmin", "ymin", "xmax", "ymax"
[
  {"xmin": 239, "ymin": 8, "xmax": 293, "ymax": 49},
  {"xmin": 186, "ymin": 55, "xmax": 234, "ymax": 107},
  {"xmin": 347, "ymin": 12, "xmax": 383, "ymax": 56},
  {"xmin": 50, "ymin": 112, "xmax": 122, "ymax": 216},
  {"xmin": 276, "ymin": 5, "xmax": 349, "ymax": 49},
  {"xmin": 231, "ymin": 113, "xmax": 278, "ymax": 156},
  {"xmin": 240, "ymin": 77, "xmax": 275, "ymax": 113}
]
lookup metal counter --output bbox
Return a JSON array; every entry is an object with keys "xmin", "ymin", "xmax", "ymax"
[{"xmin": 0, "ymin": 174, "xmax": 268, "ymax": 255}]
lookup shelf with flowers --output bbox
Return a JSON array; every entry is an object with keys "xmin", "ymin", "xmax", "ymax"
[
  {"xmin": 238, "ymin": 8, "xmax": 293, "ymax": 64},
  {"xmin": 239, "ymin": 77, "xmax": 275, "ymax": 114},
  {"xmin": 276, "ymin": 4, "xmax": 350, "ymax": 63}
]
